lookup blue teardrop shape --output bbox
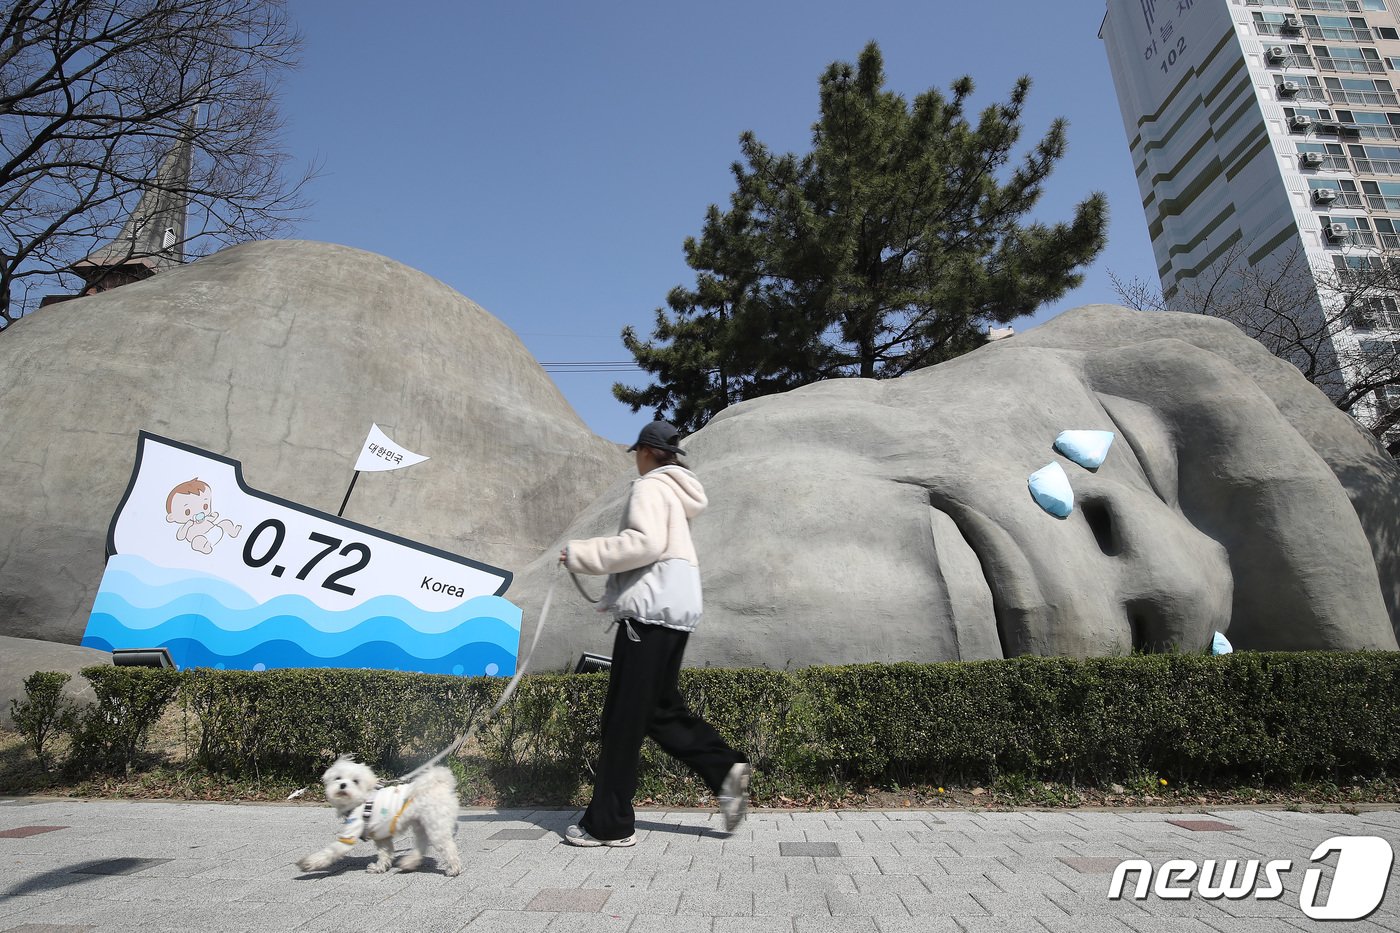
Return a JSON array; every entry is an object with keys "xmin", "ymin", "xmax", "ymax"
[
  {"xmin": 1054, "ymin": 430, "xmax": 1115, "ymax": 470},
  {"xmin": 1029, "ymin": 462, "xmax": 1074, "ymax": 518}
]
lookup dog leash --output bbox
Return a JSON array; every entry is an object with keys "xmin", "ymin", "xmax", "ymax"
[
  {"xmin": 390, "ymin": 563, "xmax": 561, "ymax": 785},
  {"xmin": 287, "ymin": 563, "xmax": 567, "ymax": 799},
  {"xmin": 570, "ymin": 570, "xmax": 601, "ymax": 605}
]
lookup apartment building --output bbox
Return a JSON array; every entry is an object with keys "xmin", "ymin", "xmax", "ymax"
[{"xmin": 1101, "ymin": 0, "xmax": 1400, "ymax": 450}]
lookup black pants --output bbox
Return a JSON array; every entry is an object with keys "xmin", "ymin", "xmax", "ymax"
[{"xmin": 578, "ymin": 619, "xmax": 747, "ymax": 841}]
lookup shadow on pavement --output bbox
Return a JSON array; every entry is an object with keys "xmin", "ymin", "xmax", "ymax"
[
  {"xmin": 6, "ymin": 858, "xmax": 170, "ymax": 896},
  {"xmin": 292, "ymin": 854, "xmax": 393, "ymax": 879},
  {"xmin": 456, "ymin": 810, "xmax": 728, "ymax": 842}
]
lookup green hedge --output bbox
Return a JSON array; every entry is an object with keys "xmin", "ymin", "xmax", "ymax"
[
  {"xmin": 9, "ymin": 671, "xmax": 77, "ymax": 768},
  {"xmin": 18, "ymin": 653, "xmax": 1400, "ymax": 791},
  {"xmin": 789, "ymin": 654, "xmax": 1400, "ymax": 785},
  {"xmin": 182, "ymin": 668, "xmax": 504, "ymax": 777},
  {"xmin": 72, "ymin": 665, "xmax": 182, "ymax": 775}
]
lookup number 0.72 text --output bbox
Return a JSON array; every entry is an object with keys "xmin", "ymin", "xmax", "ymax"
[{"xmin": 241, "ymin": 519, "xmax": 371, "ymax": 596}]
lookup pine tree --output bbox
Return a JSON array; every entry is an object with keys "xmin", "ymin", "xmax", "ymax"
[{"xmin": 616, "ymin": 41, "xmax": 1108, "ymax": 432}]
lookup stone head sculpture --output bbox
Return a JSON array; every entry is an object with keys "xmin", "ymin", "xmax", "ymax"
[{"xmin": 515, "ymin": 304, "xmax": 1400, "ymax": 670}]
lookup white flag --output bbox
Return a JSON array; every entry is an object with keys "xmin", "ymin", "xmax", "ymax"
[{"xmin": 354, "ymin": 424, "xmax": 429, "ymax": 472}]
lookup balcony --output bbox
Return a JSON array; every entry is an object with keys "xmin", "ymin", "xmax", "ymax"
[
  {"xmin": 1344, "ymin": 123, "xmax": 1400, "ymax": 141},
  {"xmin": 1326, "ymin": 89, "xmax": 1400, "ymax": 107},
  {"xmin": 1310, "ymin": 120, "xmax": 1358, "ymax": 137},
  {"xmin": 1366, "ymin": 195, "xmax": 1400, "ymax": 210},
  {"xmin": 1316, "ymin": 190, "xmax": 1367, "ymax": 207},
  {"xmin": 1296, "ymin": 0, "xmax": 1362, "ymax": 9},
  {"xmin": 1316, "ymin": 57, "xmax": 1387, "ymax": 73},
  {"xmin": 1335, "ymin": 263, "xmax": 1400, "ymax": 289},
  {"xmin": 1308, "ymin": 154, "xmax": 1354, "ymax": 171},
  {"xmin": 1284, "ymin": 85, "xmax": 1328, "ymax": 101},
  {"xmin": 1347, "ymin": 308, "xmax": 1400, "ymax": 330},
  {"xmin": 1352, "ymin": 158, "xmax": 1400, "ymax": 174},
  {"xmin": 1270, "ymin": 52, "xmax": 1317, "ymax": 68},
  {"xmin": 1305, "ymin": 25, "xmax": 1374, "ymax": 41}
]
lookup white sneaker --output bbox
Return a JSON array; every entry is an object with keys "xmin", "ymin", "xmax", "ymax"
[
  {"xmin": 563, "ymin": 824, "xmax": 636, "ymax": 847},
  {"xmin": 718, "ymin": 761, "xmax": 752, "ymax": 832}
]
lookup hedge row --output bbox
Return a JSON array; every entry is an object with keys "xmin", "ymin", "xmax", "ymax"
[{"xmin": 14, "ymin": 652, "xmax": 1400, "ymax": 790}]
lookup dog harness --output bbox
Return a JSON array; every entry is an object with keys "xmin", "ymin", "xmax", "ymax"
[{"xmin": 336, "ymin": 784, "xmax": 414, "ymax": 845}]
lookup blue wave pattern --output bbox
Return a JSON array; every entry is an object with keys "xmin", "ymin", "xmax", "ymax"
[
  {"xmin": 100, "ymin": 555, "xmax": 261, "ymax": 611},
  {"xmin": 80, "ymin": 637, "xmax": 517, "ymax": 676},
  {"xmin": 82, "ymin": 555, "xmax": 522, "ymax": 676}
]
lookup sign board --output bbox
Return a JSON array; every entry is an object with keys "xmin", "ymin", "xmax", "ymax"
[{"xmin": 81, "ymin": 433, "xmax": 521, "ymax": 675}]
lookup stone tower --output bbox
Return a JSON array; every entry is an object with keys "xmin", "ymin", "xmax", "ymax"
[{"xmin": 68, "ymin": 115, "xmax": 194, "ymax": 295}]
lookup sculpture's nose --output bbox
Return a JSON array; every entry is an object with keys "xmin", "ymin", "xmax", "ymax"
[{"xmin": 1075, "ymin": 479, "xmax": 1231, "ymax": 655}]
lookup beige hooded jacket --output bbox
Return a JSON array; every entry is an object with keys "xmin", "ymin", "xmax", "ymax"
[{"xmin": 564, "ymin": 465, "xmax": 707, "ymax": 631}]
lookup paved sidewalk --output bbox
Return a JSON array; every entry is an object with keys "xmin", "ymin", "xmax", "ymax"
[{"xmin": 1, "ymin": 797, "xmax": 1398, "ymax": 932}]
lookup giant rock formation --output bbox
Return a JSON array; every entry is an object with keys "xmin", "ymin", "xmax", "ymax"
[
  {"xmin": 0, "ymin": 240, "xmax": 629, "ymax": 647},
  {"xmin": 2, "ymin": 240, "xmax": 1396, "ymax": 675}
]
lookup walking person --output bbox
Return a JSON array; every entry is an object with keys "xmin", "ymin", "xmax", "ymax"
[{"xmin": 559, "ymin": 420, "xmax": 751, "ymax": 847}]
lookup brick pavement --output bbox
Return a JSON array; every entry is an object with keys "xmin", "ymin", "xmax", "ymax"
[{"xmin": 1, "ymin": 797, "xmax": 1397, "ymax": 932}]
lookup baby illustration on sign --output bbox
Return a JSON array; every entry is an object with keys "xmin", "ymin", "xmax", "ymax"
[{"xmin": 165, "ymin": 478, "xmax": 241, "ymax": 554}]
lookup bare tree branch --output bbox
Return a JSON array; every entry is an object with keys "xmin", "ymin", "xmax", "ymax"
[
  {"xmin": 0, "ymin": 0, "xmax": 314, "ymax": 330},
  {"xmin": 1113, "ymin": 241, "xmax": 1400, "ymax": 459}
]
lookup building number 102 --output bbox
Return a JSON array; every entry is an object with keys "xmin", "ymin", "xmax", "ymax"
[
  {"xmin": 241, "ymin": 519, "xmax": 372, "ymax": 596},
  {"xmin": 1160, "ymin": 36, "xmax": 1187, "ymax": 75}
]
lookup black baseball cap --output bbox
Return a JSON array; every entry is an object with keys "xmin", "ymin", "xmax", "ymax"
[{"xmin": 628, "ymin": 420, "xmax": 686, "ymax": 455}]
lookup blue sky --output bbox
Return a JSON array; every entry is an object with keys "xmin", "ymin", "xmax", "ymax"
[{"xmin": 279, "ymin": 1, "xmax": 1154, "ymax": 446}]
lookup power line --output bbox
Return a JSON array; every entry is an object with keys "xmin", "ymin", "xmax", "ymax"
[
  {"xmin": 518, "ymin": 332, "xmax": 622, "ymax": 339},
  {"xmin": 540, "ymin": 360, "xmax": 641, "ymax": 373}
]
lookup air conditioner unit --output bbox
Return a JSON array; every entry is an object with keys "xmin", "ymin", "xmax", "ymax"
[
  {"xmin": 1267, "ymin": 46, "xmax": 1289, "ymax": 62},
  {"xmin": 1282, "ymin": 14, "xmax": 1304, "ymax": 30},
  {"xmin": 1291, "ymin": 114, "xmax": 1314, "ymax": 129},
  {"xmin": 1327, "ymin": 223, "xmax": 1351, "ymax": 240},
  {"xmin": 1278, "ymin": 80, "xmax": 1301, "ymax": 95},
  {"xmin": 1313, "ymin": 188, "xmax": 1339, "ymax": 202},
  {"xmin": 1301, "ymin": 151, "xmax": 1326, "ymax": 165}
]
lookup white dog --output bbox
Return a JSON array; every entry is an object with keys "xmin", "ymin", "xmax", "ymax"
[{"xmin": 297, "ymin": 755, "xmax": 462, "ymax": 877}]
